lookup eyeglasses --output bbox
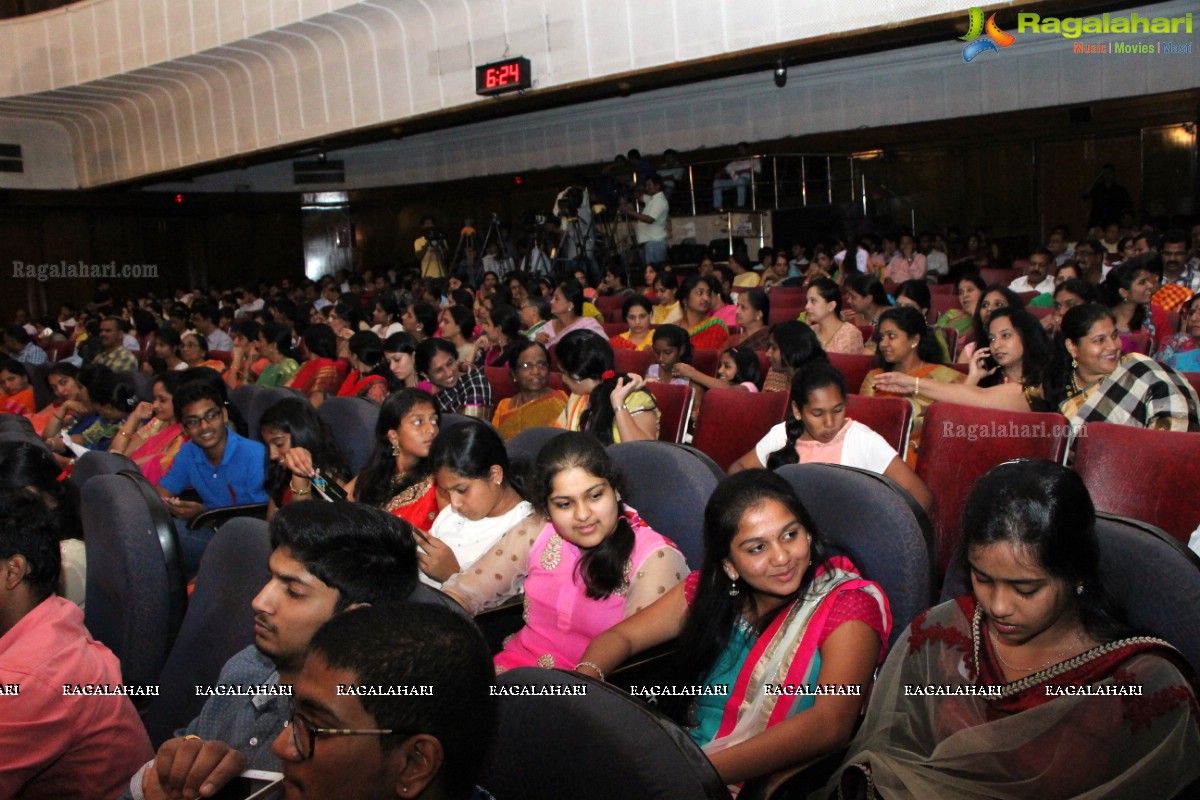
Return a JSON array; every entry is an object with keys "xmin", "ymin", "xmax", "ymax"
[
  {"xmin": 285, "ymin": 699, "xmax": 415, "ymax": 761},
  {"xmin": 516, "ymin": 360, "xmax": 549, "ymax": 371},
  {"xmin": 182, "ymin": 407, "xmax": 223, "ymax": 430}
]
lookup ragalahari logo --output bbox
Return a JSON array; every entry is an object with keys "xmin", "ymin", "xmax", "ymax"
[{"xmin": 959, "ymin": 7, "xmax": 1016, "ymax": 62}]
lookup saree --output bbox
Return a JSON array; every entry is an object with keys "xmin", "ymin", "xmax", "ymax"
[
  {"xmin": 383, "ymin": 473, "xmax": 439, "ymax": 533},
  {"xmin": 557, "ymin": 390, "xmax": 658, "ymax": 443},
  {"xmin": 827, "ymin": 596, "xmax": 1200, "ymax": 799},
  {"xmin": 127, "ymin": 419, "xmax": 185, "ymax": 485},
  {"xmin": 696, "ymin": 558, "xmax": 890, "ymax": 758},
  {"xmin": 1059, "ymin": 353, "xmax": 1200, "ymax": 433},
  {"xmin": 861, "ymin": 364, "xmax": 964, "ymax": 466},
  {"xmin": 288, "ymin": 357, "xmax": 342, "ymax": 394},
  {"xmin": 492, "ymin": 391, "xmax": 568, "ymax": 441},
  {"xmin": 934, "ymin": 308, "xmax": 973, "ymax": 337},
  {"xmin": 336, "ymin": 370, "xmax": 389, "ymax": 403},
  {"xmin": 610, "ymin": 332, "xmax": 652, "ymax": 352},
  {"xmin": 688, "ymin": 316, "xmax": 731, "ymax": 351},
  {"xmin": 735, "ymin": 327, "xmax": 772, "ymax": 352},
  {"xmin": 256, "ymin": 358, "xmax": 300, "ymax": 388}
]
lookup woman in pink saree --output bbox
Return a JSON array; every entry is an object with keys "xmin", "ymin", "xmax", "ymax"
[{"xmin": 107, "ymin": 371, "xmax": 185, "ymax": 485}]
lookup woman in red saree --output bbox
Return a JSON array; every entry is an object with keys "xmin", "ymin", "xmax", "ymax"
[
  {"xmin": 287, "ymin": 323, "xmax": 344, "ymax": 397},
  {"xmin": 827, "ymin": 460, "xmax": 1200, "ymax": 799},
  {"xmin": 577, "ymin": 470, "xmax": 888, "ymax": 793},
  {"xmin": 346, "ymin": 388, "xmax": 442, "ymax": 533},
  {"xmin": 678, "ymin": 274, "xmax": 730, "ymax": 352},
  {"xmin": 336, "ymin": 331, "xmax": 393, "ymax": 404}
]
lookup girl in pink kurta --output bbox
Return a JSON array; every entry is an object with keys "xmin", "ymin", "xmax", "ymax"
[{"xmin": 441, "ymin": 432, "xmax": 688, "ymax": 671}]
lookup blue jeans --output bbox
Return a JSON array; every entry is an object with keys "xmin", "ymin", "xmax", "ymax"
[
  {"xmin": 713, "ymin": 175, "xmax": 751, "ymax": 209},
  {"xmin": 641, "ymin": 240, "xmax": 668, "ymax": 266}
]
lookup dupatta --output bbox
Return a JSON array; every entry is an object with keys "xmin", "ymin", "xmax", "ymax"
[{"xmin": 704, "ymin": 557, "xmax": 890, "ymax": 757}]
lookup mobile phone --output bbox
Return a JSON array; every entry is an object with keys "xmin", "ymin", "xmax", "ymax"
[
  {"xmin": 209, "ymin": 770, "xmax": 285, "ymax": 800},
  {"xmin": 311, "ymin": 469, "xmax": 347, "ymax": 502}
]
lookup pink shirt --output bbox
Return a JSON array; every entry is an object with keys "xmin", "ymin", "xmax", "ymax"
[
  {"xmin": 885, "ymin": 253, "xmax": 927, "ymax": 283},
  {"xmin": 0, "ymin": 596, "xmax": 153, "ymax": 799},
  {"xmin": 494, "ymin": 510, "xmax": 687, "ymax": 671}
]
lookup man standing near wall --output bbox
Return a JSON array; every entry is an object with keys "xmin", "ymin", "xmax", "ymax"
[{"xmin": 619, "ymin": 174, "xmax": 669, "ymax": 268}]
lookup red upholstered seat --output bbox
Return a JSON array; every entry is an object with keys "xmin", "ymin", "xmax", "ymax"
[
  {"xmin": 931, "ymin": 294, "xmax": 959, "ymax": 319},
  {"xmin": 602, "ymin": 322, "xmax": 627, "ymax": 338},
  {"xmin": 691, "ymin": 349, "xmax": 719, "ymax": 378},
  {"xmin": 938, "ymin": 328, "xmax": 959, "ymax": 359},
  {"xmin": 980, "ymin": 267, "xmax": 1020, "ymax": 286},
  {"xmin": 644, "ymin": 382, "xmax": 693, "ymax": 443},
  {"xmin": 1185, "ymin": 372, "xmax": 1200, "ymax": 398},
  {"xmin": 483, "ymin": 366, "xmax": 517, "ymax": 401},
  {"xmin": 846, "ymin": 394, "xmax": 913, "ymax": 454},
  {"xmin": 692, "ymin": 389, "xmax": 790, "ymax": 471},
  {"xmin": 916, "ymin": 403, "xmax": 1071, "ymax": 577},
  {"xmin": 856, "ymin": 325, "xmax": 875, "ymax": 344},
  {"xmin": 768, "ymin": 287, "xmax": 807, "ymax": 302},
  {"xmin": 1073, "ymin": 422, "xmax": 1200, "ymax": 544},
  {"xmin": 47, "ymin": 340, "xmax": 76, "ymax": 361},
  {"xmin": 594, "ymin": 295, "xmax": 625, "ymax": 314},
  {"xmin": 208, "ymin": 350, "xmax": 234, "ymax": 366},
  {"xmin": 613, "ymin": 348, "xmax": 655, "ymax": 378},
  {"xmin": 768, "ymin": 305, "xmax": 804, "ymax": 325},
  {"xmin": 547, "ymin": 372, "xmax": 567, "ymax": 393},
  {"xmin": 1128, "ymin": 330, "xmax": 1151, "ymax": 355},
  {"xmin": 829, "ymin": 353, "xmax": 875, "ymax": 395},
  {"xmin": 930, "ymin": 283, "xmax": 956, "ymax": 295}
]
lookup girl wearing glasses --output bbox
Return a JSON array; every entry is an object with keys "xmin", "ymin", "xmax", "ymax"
[
  {"xmin": 490, "ymin": 340, "xmax": 567, "ymax": 441},
  {"xmin": 442, "ymin": 432, "xmax": 687, "ymax": 672}
]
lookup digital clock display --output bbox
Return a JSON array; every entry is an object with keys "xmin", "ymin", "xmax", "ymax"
[{"xmin": 475, "ymin": 57, "xmax": 532, "ymax": 96}]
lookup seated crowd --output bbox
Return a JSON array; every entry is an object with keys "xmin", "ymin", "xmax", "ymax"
[{"xmin": 4, "ymin": 217, "xmax": 1200, "ymax": 799}]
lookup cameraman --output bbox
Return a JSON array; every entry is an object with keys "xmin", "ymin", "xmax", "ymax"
[
  {"xmin": 619, "ymin": 173, "xmax": 669, "ymax": 267},
  {"xmin": 415, "ymin": 215, "xmax": 448, "ymax": 279},
  {"xmin": 554, "ymin": 175, "xmax": 594, "ymax": 269}
]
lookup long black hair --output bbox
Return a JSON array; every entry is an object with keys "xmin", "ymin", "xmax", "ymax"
[
  {"xmin": 354, "ymin": 389, "xmax": 439, "ymax": 508},
  {"xmin": 978, "ymin": 308, "xmax": 1054, "ymax": 405},
  {"xmin": 530, "ymin": 432, "xmax": 634, "ymax": 600},
  {"xmin": 0, "ymin": 440, "xmax": 82, "ymax": 540},
  {"xmin": 771, "ymin": 320, "xmax": 828, "ymax": 373},
  {"xmin": 722, "ymin": 346, "xmax": 762, "ymax": 389},
  {"xmin": 766, "ymin": 362, "xmax": 847, "ymax": 469},
  {"xmin": 429, "ymin": 420, "xmax": 526, "ymax": 500},
  {"xmin": 260, "ymin": 397, "xmax": 351, "ymax": 506},
  {"xmin": 303, "ymin": 323, "xmax": 339, "ymax": 360},
  {"xmin": 875, "ymin": 306, "xmax": 944, "ymax": 368},
  {"xmin": 555, "ymin": 330, "xmax": 634, "ymax": 446},
  {"xmin": 960, "ymin": 459, "xmax": 1131, "ymax": 642},
  {"xmin": 484, "ymin": 304, "xmax": 523, "ymax": 369},
  {"xmin": 667, "ymin": 470, "xmax": 828, "ymax": 722},
  {"xmin": 970, "ymin": 285, "xmax": 1024, "ymax": 357}
]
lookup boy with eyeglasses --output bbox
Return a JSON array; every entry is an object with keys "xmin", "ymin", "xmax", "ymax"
[
  {"xmin": 273, "ymin": 603, "xmax": 496, "ymax": 800},
  {"xmin": 126, "ymin": 502, "xmax": 424, "ymax": 800},
  {"xmin": 157, "ymin": 381, "xmax": 268, "ymax": 572}
]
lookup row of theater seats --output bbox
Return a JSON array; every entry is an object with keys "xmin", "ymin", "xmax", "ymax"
[{"xmin": 62, "ymin": 433, "xmax": 1200, "ymax": 799}]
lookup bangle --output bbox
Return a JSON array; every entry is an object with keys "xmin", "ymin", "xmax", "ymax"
[
  {"xmin": 913, "ymin": 377, "xmax": 921, "ymax": 397},
  {"xmin": 117, "ymin": 430, "xmax": 132, "ymax": 438},
  {"xmin": 289, "ymin": 481, "xmax": 311, "ymax": 496},
  {"xmin": 575, "ymin": 661, "xmax": 605, "ymax": 681}
]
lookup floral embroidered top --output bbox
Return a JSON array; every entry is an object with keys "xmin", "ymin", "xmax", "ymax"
[{"xmin": 441, "ymin": 506, "xmax": 688, "ymax": 672}]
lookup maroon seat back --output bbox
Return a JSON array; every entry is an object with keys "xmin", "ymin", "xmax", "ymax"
[
  {"xmin": 845, "ymin": 394, "xmax": 913, "ymax": 454},
  {"xmin": 1185, "ymin": 372, "xmax": 1200, "ymax": 398},
  {"xmin": 691, "ymin": 349, "xmax": 720, "ymax": 378},
  {"xmin": 1073, "ymin": 422, "xmax": 1200, "ymax": 544},
  {"xmin": 602, "ymin": 322, "xmax": 627, "ymax": 338},
  {"xmin": 1127, "ymin": 330, "xmax": 1151, "ymax": 355},
  {"xmin": 980, "ymin": 267, "xmax": 1020, "ymax": 286},
  {"xmin": 692, "ymin": 389, "xmax": 790, "ymax": 471},
  {"xmin": 483, "ymin": 366, "xmax": 518, "ymax": 401},
  {"xmin": 768, "ymin": 305, "xmax": 804, "ymax": 325},
  {"xmin": 547, "ymin": 372, "xmax": 567, "ymax": 393},
  {"xmin": 613, "ymin": 348, "xmax": 655, "ymax": 378},
  {"xmin": 644, "ymin": 382, "xmax": 693, "ymax": 444},
  {"xmin": 828, "ymin": 353, "xmax": 876, "ymax": 395},
  {"xmin": 931, "ymin": 294, "xmax": 960, "ymax": 318},
  {"xmin": 916, "ymin": 403, "xmax": 1071, "ymax": 577}
]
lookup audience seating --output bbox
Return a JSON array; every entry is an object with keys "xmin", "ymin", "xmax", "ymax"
[
  {"xmin": 1186, "ymin": 372, "xmax": 1200, "ymax": 398},
  {"xmin": 608, "ymin": 440, "xmax": 719, "ymax": 568},
  {"xmin": 143, "ymin": 517, "xmax": 271, "ymax": 746},
  {"xmin": 1015, "ymin": 290, "xmax": 1040, "ymax": 304},
  {"xmin": 1072, "ymin": 423, "xmax": 1200, "ymax": 544},
  {"xmin": 228, "ymin": 383, "xmax": 258, "ymax": 426},
  {"xmin": 980, "ymin": 267, "xmax": 1020, "ymax": 286},
  {"xmin": 82, "ymin": 472, "xmax": 186, "ymax": 705},
  {"xmin": 769, "ymin": 287, "xmax": 807, "ymax": 302},
  {"xmin": 613, "ymin": 348, "xmax": 655, "ymax": 377},
  {"xmin": 46, "ymin": 339, "xmax": 75, "ymax": 362},
  {"xmin": 855, "ymin": 324, "xmax": 875, "ymax": 344},
  {"xmin": 916, "ymin": 403, "xmax": 1071, "ymax": 577},
  {"xmin": 602, "ymin": 322, "xmax": 626, "ymax": 338},
  {"xmin": 208, "ymin": 350, "xmax": 233, "ymax": 366},
  {"xmin": 1029, "ymin": 306, "xmax": 1054, "ymax": 320},
  {"xmin": 776, "ymin": 463, "xmax": 936, "ymax": 647},
  {"xmin": 547, "ymin": 372, "xmax": 567, "ymax": 393},
  {"xmin": 604, "ymin": 307, "xmax": 625, "ymax": 323},
  {"xmin": 505, "ymin": 426, "xmax": 569, "ymax": 466},
  {"xmin": 691, "ymin": 389, "xmax": 789, "ymax": 471},
  {"xmin": 480, "ymin": 668, "xmax": 729, "ymax": 800},
  {"xmin": 845, "ymin": 394, "xmax": 913, "ymax": 455},
  {"xmin": 316, "ymin": 395, "xmax": 379, "ymax": 474},
  {"xmin": 942, "ymin": 512, "xmax": 1200, "ymax": 676},
  {"xmin": 644, "ymin": 381, "xmax": 693, "ymax": 443},
  {"xmin": 938, "ymin": 327, "xmax": 958, "ymax": 359},
  {"xmin": 483, "ymin": 365, "xmax": 518, "ymax": 401},
  {"xmin": 930, "ymin": 283, "xmax": 956, "ymax": 295},
  {"xmin": 929, "ymin": 294, "xmax": 960, "ymax": 321},
  {"xmin": 245, "ymin": 385, "xmax": 295, "ymax": 439},
  {"xmin": 68, "ymin": 450, "xmax": 139, "ymax": 491},
  {"xmin": 768, "ymin": 304, "xmax": 804, "ymax": 325},
  {"xmin": 1127, "ymin": 329, "xmax": 1151, "ymax": 355},
  {"xmin": 691, "ymin": 348, "xmax": 720, "ymax": 378},
  {"xmin": 829, "ymin": 353, "xmax": 875, "ymax": 395},
  {"xmin": 594, "ymin": 295, "xmax": 626, "ymax": 315}
]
